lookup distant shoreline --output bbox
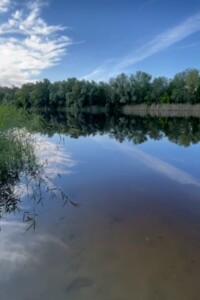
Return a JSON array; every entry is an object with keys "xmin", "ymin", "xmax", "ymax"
[{"xmin": 122, "ymin": 104, "xmax": 200, "ymax": 117}]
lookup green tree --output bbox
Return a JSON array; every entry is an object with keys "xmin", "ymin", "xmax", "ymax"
[
  {"xmin": 151, "ymin": 77, "xmax": 169, "ymax": 103},
  {"xmin": 130, "ymin": 71, "xmax": 152, "ymax": 104},
  {"xmin": 30, "ymin": 79, "xmax": 50, "ymax": 107},
  {"xmin": 185, "ymin": 69, "xmax": 200, "ymax": 103}
]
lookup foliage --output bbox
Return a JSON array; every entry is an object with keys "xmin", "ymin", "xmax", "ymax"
[
  {"xmin": 0, "ymin": 105, "xmax": 78, "ymax": 230},
  {"xmin": 1, "ymin": 69, "xmax": 200, "ymax": 110},
  {"xmin": 1, "ymin": 104, "xmax": 200, "ymax": 228},
  {"xmin": 34, "ymin": 109, "xmax": 200, "ymax": 147}
]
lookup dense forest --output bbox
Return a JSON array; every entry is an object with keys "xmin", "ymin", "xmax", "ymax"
[{"xmin": 1, "ymin": 68, "xmax": 200, "ymax": 110}]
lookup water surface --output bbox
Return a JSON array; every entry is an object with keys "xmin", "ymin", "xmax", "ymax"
[{"xmin": 1, "ymin": 113, "xmax": 200, "ymax": 300}]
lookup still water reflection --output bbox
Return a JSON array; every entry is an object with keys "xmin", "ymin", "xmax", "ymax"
[{"xmin": 1, "ymin": 111, "xmax": 200, "ymax": 300}]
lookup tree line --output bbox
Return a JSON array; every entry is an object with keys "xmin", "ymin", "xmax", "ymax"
[{"xmin": 0, "ymin": 68, "xmax": 200, "ymax": 109}]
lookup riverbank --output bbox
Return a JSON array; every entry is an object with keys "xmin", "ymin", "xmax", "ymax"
[{"xmin": 122, "ymin": 104, "xmax": 200, "ymax": 117}]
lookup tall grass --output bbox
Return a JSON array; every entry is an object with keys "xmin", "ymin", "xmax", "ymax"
[{"xmin": 0, "ymin": 104, "xmax": 78, "ymax": 231}]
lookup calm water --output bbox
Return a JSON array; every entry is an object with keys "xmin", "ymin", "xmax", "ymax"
[{"xmin": 1, "ymin": 113, "xmax": 200, "ymax": 300}]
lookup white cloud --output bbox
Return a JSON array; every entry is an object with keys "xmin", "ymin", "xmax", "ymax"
[
  {"xmin": 35, "ymin": 135, "xmax": 77, "ymax": 177},
  {"xmin": 0, "ymin": 221, "xmax": 69, "ymax": 281},
  {"xmin": 174, "ymin": 41, "xmax": 200, "ymax": 50},
  {"xmin": 0, "ymin": 0, "xmax": 10, "ymax": 13},
  {"xmin": 84, "ymin": 13, "xmax": 200, "ymax": 81},
  {"xmin": 93, "ymin": 135, "xmax": 200, "ymax": 188},
  {"xmin": 116, "ymin": 141, "xmax": 200, "ymax": 187},
  {"xmin": 0, "ymin": 1, "xmax": 72, "ymax": 86},
  {"xmin": 127, "ymin": 146, "xmax": 200, "ymax": 187},
  {"xmin": 0, "ymin": 222, "xmax": 33, "ymax": 280}
]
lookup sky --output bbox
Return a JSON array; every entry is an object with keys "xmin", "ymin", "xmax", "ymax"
[{"xmin": 0, "ymin": 0, "xmax": 200, "ymax": 86}]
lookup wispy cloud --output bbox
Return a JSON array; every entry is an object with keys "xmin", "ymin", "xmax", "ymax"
[
  {"xmin": 84, "ymin": 13, "xmax": 200, "ymax": 81},
  {"xmin": 0, "ymin": 0, "xmax": 72, "ymax": 86},
  {"xmin": 0, "ymin": 221, "xmax": 69, "ymax": 281},
  {"xmin": 174, "ymin": 41, "xmax": 200, "ymax": 50},
  {"xmin": 0, "ymin": 0, "xmax": 10, "ymax": 13},
  {"xmin": 0, "ymin": 222, "xmax": 33, "ymax": 281},
  {"xmin": 93, "ymin": 136, "xmax": 200, "ymax": 188},
  {"xmin": 127, "ymin": 146, "xmax": 200, "ymax": 187},
  {"xmin": 138, "ymin": 0, "xmax": 156, "ymax": 12}
]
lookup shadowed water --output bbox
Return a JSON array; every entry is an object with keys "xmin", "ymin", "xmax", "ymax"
[{"xmin": 0, "ymin": 109, "xmax": 200, "ymax": 300}]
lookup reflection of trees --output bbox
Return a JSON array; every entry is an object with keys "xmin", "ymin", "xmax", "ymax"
[
  {"xmin": 1, "ymin": 106, "xmax": 200, "ymax": 229},
  {"xmin": 37, "ymin": 110, "xmax": 200, "ymax": 147}
]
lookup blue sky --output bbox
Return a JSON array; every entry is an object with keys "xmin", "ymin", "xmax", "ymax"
[{"xmin": 0, "ymin": 0, "xmax": 200, "ymax": 85}]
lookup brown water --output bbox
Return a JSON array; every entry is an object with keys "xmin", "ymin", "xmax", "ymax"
[{"xmin": 1, "ymin": 122, "xmax": 200, "ymax": 300}]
